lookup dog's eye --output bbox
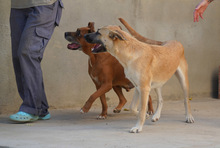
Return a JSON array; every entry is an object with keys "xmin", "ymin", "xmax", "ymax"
[
  {"xmin": 96, "ymin": 31, "xmax": 101, "ymax": 35},
  {"xmin": 78, "ymin": 32, "xmax": 82, "ymax": 37},
  {"xmin": 76, "ymin": 30, "xmax": 81, "ymax": 37}
]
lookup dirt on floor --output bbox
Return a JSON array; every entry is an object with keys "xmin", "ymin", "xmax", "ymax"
[{"xmin": 0, "ymin": 97, "xmax": 220, "ymax": 148}]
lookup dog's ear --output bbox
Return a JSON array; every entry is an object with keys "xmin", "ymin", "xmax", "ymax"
[
  {"xmin": 109, "ymin": 30, "xmax": 126, "ymax": 41},
  {"xmin": 88, "ymin": 22, "xmax": 95, "ymax": 32}
]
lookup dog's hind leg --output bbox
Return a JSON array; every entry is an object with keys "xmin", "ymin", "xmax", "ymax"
[
  {"xmin": 112, "ymin": 86, "xmax": 127, "ymax": 113},
  {"xmin": 130, "ymin": 89, "xmax": 154, "ymax": 116},
  {"xmin": 151, "ymin": 87, "xmax": 163, "ymax": 122},
  {"xmin": 175, "ymin": 60, "xmax": 194, "ymax": 123},
  {"xmin": 130, "ymin": 87, "xmax": 150, "ymax": 133},
  {"xmin": 147, "ymin": 95, "xmax": 154, "ymax": 115}
]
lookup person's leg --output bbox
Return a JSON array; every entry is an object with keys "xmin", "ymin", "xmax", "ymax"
[
  {"xmin": 17, "ymin": 3, "xmax": 60, "ymax": 116},
  {"xmin": 10, "ymin": 1, "xmax": 62, "ymax": 122},
  {"xmin": 10, "ymin": 8, "xmax": 28, "ymax": 102}
]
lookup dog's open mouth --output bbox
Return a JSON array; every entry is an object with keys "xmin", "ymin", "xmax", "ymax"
[
  {"xmin": 91, "ymin": 44, "xmax": 106, "ymax": 53},
  {"xmin": 67, "ymin": 43, "xmax": 81, "ymax": 50}
]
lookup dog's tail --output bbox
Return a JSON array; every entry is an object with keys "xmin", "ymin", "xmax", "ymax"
[{"xmin": 118, "ymin": 18, "xmax": 163, "ymax": 45}]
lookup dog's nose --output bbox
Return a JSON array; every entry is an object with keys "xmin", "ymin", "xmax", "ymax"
[
  {"xmin": 64, "ymin": 32, "xmax": 68, "ymax": 38},
  {"xmin": 84, "ymin": 34, "xmax": 88, "ymax": 39},
  {"xmin": 84, "ymin": 34, "xmax": 92, "ymax": 43}
]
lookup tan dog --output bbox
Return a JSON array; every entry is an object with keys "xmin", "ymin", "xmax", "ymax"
[
  {"xmin": 84, "ymin": 24, "xmax": 194, "ymax": 133},
  {"xmin": 65, "ymin": 22, "xmax": 154, "ymax": 119}
]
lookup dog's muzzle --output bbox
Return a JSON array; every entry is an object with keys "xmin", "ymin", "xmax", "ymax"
[
  {"xmin": 91, "ymin": 44, "xmax": 106, "ymax": 53},
  {"xmin": 84, "ymin": 33, "xmax": 96, "ymax": 44},
  {"xmin": 84, "ymin": 32, "xmax": 107, "ymax": 53},
  {"xmin": 64, "ymin": 32, "xmax": 81, "ymax": 50}
]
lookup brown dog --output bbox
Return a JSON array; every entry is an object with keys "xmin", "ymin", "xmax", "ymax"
[
  {"xmin": 65, "ymin": 22, "xmax": 154, "ymax": 119},
  {"xmin": 84, "ymin": 22, "xmax": 194, "ymax": 132}
]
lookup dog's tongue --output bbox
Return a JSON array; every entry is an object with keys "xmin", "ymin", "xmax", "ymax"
[
  {"xmin": 67, "ymin": 43, "xmax": 80, "ymax": 50},
  {"xmin": 94, "ymin": 44, "xmax": 101, "ymax": 49},
  {"xmin": 91, "ymin": 44, "xmax": 101, "ymax": 51}
]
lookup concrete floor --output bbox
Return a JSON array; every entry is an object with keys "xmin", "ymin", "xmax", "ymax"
[{"xmin": 0, "ymin": 97, "xmax": 220, "ymax": 148}]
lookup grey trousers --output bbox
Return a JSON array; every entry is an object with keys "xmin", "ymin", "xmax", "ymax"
[{"xmin": 10, "ymin": 0, "xmax": 63, "ymax": 116}]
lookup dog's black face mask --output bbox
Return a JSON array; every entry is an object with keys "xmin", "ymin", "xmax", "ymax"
[
  {"xmin": 64, "ymin": 31, "xmax": 81, "ymax": 50},
  {"xmin": 84, "ymin": 32, "xmax": 107, "ymax": 53}
]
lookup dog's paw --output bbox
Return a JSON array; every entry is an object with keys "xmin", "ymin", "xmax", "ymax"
[
  {"xmin": 113, "ymin": 109, "xmax": 121, "ymax": 113},
  {"xmin": 129, "ymin": 127, "xmax": 142, "ymax": 133},
  {"xmin": 147, "ymin": 111, "xmax": 154, "ymax": 115},
  {"xmin": 97, "ymin": 115, "xmax": 106, "ymax": 120},
  {"xmin": 151, "ymin": 117, "xmax": 159, "ymax": 122},
  {"xmin": 146, "ymin": 113, "xmax": 150, "ymax": 119},
  {"xmin": 186, "ymin": 115, "xmax": 194, "ymax": 123},
  {"xmin": 80, "ymin": 109, "xmax": 85, "ymax": 114},
  {"xmin": 151, "ymin": 114, "xmax": 160, "ymax": 122},
  {"xmin": 130, "ymin": 109, "xmax": 139, "ymax": 115}
]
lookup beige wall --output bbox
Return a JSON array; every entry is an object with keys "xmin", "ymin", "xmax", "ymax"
[{"xmin": 0, "ymin": 0, "xmax": 220, "ymax": 114}]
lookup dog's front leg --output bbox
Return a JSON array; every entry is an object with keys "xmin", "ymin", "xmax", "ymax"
[
  {"xmin": 97, "ymin": 94, "xmax": 108, "ymax": 119},
  {"xmin": 130, "ymin": 87, "xmax": 150, "ymax": 133},
  {"xmin": 81, "ymin": 83, "xmax": 112, "ymax": 114},
  {"xmin": 130, "ymin": 88, "xmax": 140, "ymax": 115}
]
